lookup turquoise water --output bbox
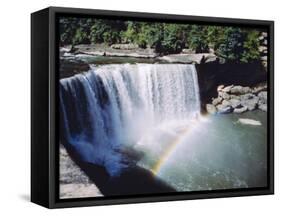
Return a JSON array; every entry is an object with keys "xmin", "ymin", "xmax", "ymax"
[{"xmin": 136, "ymin": 110, "xmax": 267, "ymax": 191}]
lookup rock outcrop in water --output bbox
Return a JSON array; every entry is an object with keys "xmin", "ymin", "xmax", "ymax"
[{"xmin": 206, "ymin": 83, "xmax": 267, "ymax": 114}]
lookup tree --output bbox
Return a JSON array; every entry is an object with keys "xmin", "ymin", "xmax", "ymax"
[
  {"xmin": 187, "ymin": 25, "xmax": 209, "ymax": 53},
  {"xmin": 90, "ymin": 20, "xmax": 126, "ymax": 45},
  {"xmin": 215, "ymin": 27, "xmax": 245, "ymax": 62},
  {"xmin": 240, "ymin": 30, "xmax": 261, "ymax": 63}
]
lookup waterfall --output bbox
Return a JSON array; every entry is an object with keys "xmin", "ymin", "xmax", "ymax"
[{"xmin": 60, "ymin": 64, "xmax": 201, "ymax": 176}]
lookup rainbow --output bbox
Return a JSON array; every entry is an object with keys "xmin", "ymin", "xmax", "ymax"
[{"xmin": 151, "ymin": 116, "xmax": 204, "ymax": 175}]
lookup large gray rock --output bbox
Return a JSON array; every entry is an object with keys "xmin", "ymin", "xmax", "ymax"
[
  {"xmin": 217, "ymin": 85, "xmax": 225, "ymax": 92},
  {"xmin": 240, "ymin": 93, "xmax": 255, "ymax": 101},
  {"xmin": 230, "ymin": 86, "xmax": 251, "ymax": 95},
  {"xmin": 230, "ymin": 86, "xmax": 243, "ymax": 94},
  {"xmin": 258, "ymin": 104, "xmax": 267, "ymax": 112},
  {"xmin": 222, "ymin": 85, "xmax": 233, "ymax": 93},
  {"xmin": 241, "ymin": 97, "xmax": 259, "ymax": 111},
  {"xmin": 258, "ymin": 91, "xmax": 267, "ymax": 103},
  {"xmin": 233, "ymin": 106, "xmax": 248, "ymax": 114},
  {"xmin": 252, "ymin": 85, "xmax": 267, "ymax": 94},
  {"xmin": 230, "ymin": 94, "xmax": 240, "ymax": 100},
  {"xmin": 262, "ymin": 32, "xmax": 268, "ymax": 37},
  {"xmin": 206, "ymin": 104, "xmax": 217, "ymax": 114},
  {"xmin": 229, "ymin": 98, "xmax": 241, "ymax": 108},
  {"xmin": 158, "ymin": 53, "xmax": 217, "ymax": 64},
  {"xmin": 242, "ymin": 87, "xmax": 252, "ymax": 94},
  {"xmin": 216, "ymin": 104, "xmax": 233, "ymax": 114},
  {"xmin": 219, "ymin": 91, "xmax": 230, "ymax": 100},
  {"xmin": 212, "ymin": 97, "xmax": 223, "ymax": 106},
  {"xmin": 259, "ymin": 46, "xmax": 267, "ymax": 53},
  {"xmin": 222, "ymin": 100, "xmax": 231, "ymax": 107}
]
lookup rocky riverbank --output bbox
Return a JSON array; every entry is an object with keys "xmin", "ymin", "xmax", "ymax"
[
  {"xmin": 61, "ymin": 44, "xmax": 218, "ymax": 63},
  {"xmin": 206, "ymin": 83, "xmax": 267, "ymax": 114},
  {"xmin": 60, "ymin": 144, "xmax": 103, "ymax": 199},
  {"xmin": 60, "ymin": 44, "xmax": 219, "ymax": 78}
]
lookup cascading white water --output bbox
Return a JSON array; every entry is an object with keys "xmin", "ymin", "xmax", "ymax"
[{"xmin": 60, "ymin": 64, "xmax": 201, "ymax": 176}]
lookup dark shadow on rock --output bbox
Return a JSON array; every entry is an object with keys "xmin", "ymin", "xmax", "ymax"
[{"xmin": 63, "ymin": 143, "xmax": 176, "ymax": 196}]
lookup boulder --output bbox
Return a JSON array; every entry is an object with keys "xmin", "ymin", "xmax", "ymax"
[
  {"xmin": 259, "ymin": 46, "xmax": 267, "ymax": 53},
  {"xmin": 258, "ymin": 104, "xmax": 267, "ymax": 112},
  {"xmin": 233, "ymin": 106, "xmax": 248, "ymax": 114},
  {"xmin": 229, "ymin": 98, "xmax": 241, "ymax": 108},
  {"xmin": 252, "ymin": 85, "xmax": 267, "ymax": 94},
  {"xmin": 216, "ymin": 104, "xmax": 233, "ymax": 114},
  {"xmin": 230, "ymin": 86, "xmax": 243, "ymax": 95},
  {"xmin": 222, "ymin": 85, "xmax": 233, "ymax": 93},
  {"xmin": 242, "ymin": 87, "xmax": 252, "ymax": 94},
  {"xmin": 262, "ymin": 32, "xmax": 268, "ymax": 37},
  {"xmin": 218, "ymin": 91, "xmax": 230, "ymax": 100},
  {"xmin": 230, "ymin": 94, "xmax": 240, "ymax": 100},
  {"xmin": 240, "ymin": 93, "xmax": 255, "ymax": 101},
  {"xmin": 229, "ymin": 86, "xmax": 251, "ymax": 95},
  {"xmin": 158, "ymin": 53, "xmax": 217, "ymax": 64},
  {"xmin": 241, "ymin": 97, "xmax": 259, "ymax": 111},
  {"xmin": 217, "ymin": 85, "xmax": 225, "ymax": 92},
  {"xmin": 222, "ymin": 100, "xmax": 231, "ymax": 107},
  {"xmin": 212, "ymin": 97, "xmax": 223, "ymax": 106},
  {"xmin": 206, "ymin": 104, "xmax": 217, "ymax": 114},
  {"xmin": 258, "ymin": 91, "xmax": 267, "ymax": 103}
]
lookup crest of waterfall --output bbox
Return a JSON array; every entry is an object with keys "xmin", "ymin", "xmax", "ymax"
[{"xmin": 60, "ymin": 64, "xmax": 201, "ymax": 176}]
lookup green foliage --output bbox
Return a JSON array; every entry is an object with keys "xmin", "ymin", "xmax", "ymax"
[
  {"xmin": 215, "ymin": 27, "xmax": 245, "ymax": 62},
  {"xmin": 60, "ymin": 17, "xmax": 263, "ymax": 62},
  {"xmin": 122, "ymin": 22, "xmax": 149, "ymax": 48},
  {"xmin": 90, "ymin": 20, "xmax": 126, "ymax": 45},
  {"xmin": 241, "ymin": 30, "xmax": 261, "ymax": 63},
  {"xmin": 161, "ymin": 24, "xmax": 186, "ymax": 54},
  {"xmin": 60, "ymin": 18, "xmax": 93, "ymax": 45},
  {"xmin": 187, "ymin": 25, "xmax": 209, "ymax": 53}
]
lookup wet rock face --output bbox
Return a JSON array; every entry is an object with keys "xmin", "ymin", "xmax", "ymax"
[
  {"xmin": 206, "ymin": 84, "xmax": 267, "ymax": 115},
  {"xmin": 60, "ymin": 58, "xmax": 90, "ymax": 79},
  {"xmin": 234, "ymin": 106, "xmax": 248, "ymax": 114},
  {"xmin": 59, "ymin": 145, "xmax": 103, "ymax": 199},
  {"xmin": 206, "ymin": 104, "xmax": 217, "ymax": 114}
]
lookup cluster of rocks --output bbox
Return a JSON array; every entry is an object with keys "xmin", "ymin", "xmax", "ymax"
[
  {"xmin": 259, "ymin": 32, "xmax": 268, "ymax": 70},
  {"xmin": 206, "ymin": 84, "xmax": 267, "ymax": 114}
]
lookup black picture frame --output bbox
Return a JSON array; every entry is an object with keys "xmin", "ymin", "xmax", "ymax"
[{"xmin": 31, "ymin": 6, "xmax": 274, "ymax": 209}]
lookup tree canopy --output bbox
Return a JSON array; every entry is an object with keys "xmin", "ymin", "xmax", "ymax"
[{"xmin": 60, "ymin": 17, "xmax": 263, "ymax": 63}]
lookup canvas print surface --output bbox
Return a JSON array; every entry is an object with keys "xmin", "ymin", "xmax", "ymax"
[{"xmin": 58, "ymin": 16, "xmax": 268, "ymax": 199}]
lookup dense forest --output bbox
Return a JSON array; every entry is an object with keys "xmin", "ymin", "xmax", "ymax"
[{"xmin": 60, "ymin": 17, "xmax": 264, "ymax": 63}]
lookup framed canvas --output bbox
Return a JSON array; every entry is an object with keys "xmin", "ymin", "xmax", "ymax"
[{"xmin": 31, "ymin": 7, "xmax": 274, "ymax": 208}]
